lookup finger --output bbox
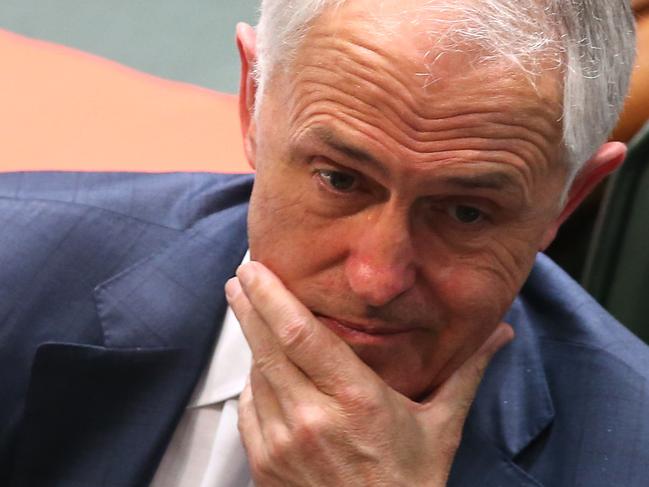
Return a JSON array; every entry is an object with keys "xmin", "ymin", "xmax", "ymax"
[
  {"xmin": 239, "ymin": 377, "xmax": 290, "ymax": 485},
  {"xmin": 226, "ymin": 277, "xmax": 315, "ymax": 404},
  {"xmin": 250, "ymin": 365, "xmax": 288, "ymax": 430},
  {"xmin": 235, "ymin": 261, "xmax": 376, "ymax": 395},
  {"xmin": 424, "ymin": 322, "xmax": 514, "ymax": 417},
  {"xmin": 238, "ymin": 381, "xmax": 265, "ymax": 458}
]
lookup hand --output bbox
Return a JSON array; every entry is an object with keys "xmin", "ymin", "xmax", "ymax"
[{"xmin": 225, "ymin": 261, "xmax": 513, "ymax": 487}]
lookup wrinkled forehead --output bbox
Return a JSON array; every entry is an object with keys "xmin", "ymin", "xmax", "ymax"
[{"xmin": 273, "ymin": 0, "xmax": 564, "ymax": 126}]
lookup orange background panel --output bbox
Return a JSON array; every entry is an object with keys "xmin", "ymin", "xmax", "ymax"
[{"xmin": 0, "ymin": 28, "xmax": 251, "ymax": 173}]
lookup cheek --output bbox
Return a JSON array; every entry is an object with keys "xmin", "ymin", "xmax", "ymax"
[
  {"xmin": 431, "ymin": 258, "xmax": 522, "ymax": 325},
  {"xmin": 442, "ymin": 230, "xmax": 540, "ymax": 296},
  {"xmin": 248, "ymin": 177, "xmax": 349, "ymax": 282}
]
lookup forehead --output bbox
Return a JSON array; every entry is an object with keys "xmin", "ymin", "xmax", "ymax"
[
  {"xmin": 260, "ymin": 0, "xmax": 566, "ymax": 188},
  {"xmin": 285, "ymin": 0, "xmax": 563, "ymax": 116}
]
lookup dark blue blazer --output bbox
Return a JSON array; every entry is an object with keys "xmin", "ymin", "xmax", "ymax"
[{"xmin": 1, "ymin": 172, "xmax": 648, "ymax": 487}]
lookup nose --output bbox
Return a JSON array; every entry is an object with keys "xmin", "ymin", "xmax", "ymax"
[{"xmin": 344, "ymin": 208, "xmax": 416, "ymax": 307}]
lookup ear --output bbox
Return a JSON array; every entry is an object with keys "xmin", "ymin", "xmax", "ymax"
[
  {"xmin": 236, "ymin": 22, "xmax": 258, "ymax": 169},
  {"xmin": 539, "ymin": 141, "xmax": 626, "ymax": 251}
]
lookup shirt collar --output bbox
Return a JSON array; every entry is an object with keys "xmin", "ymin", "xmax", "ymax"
[{"xmin": 188, "ymin": 251, "xmax": 252, "ymax": 408}]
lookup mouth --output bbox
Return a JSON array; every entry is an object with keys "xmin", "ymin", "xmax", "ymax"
[{"xmin": 315, "ymin": 314, "xmax": 421, "ymax": 345}]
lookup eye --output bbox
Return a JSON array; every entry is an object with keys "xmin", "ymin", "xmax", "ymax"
[
  {"xmin": 449, "ymin": 204, "xmax": 484, "ymax": 224},
  {"xmin": 317, "ymin": 170, "xmax": 358, "ymax": 192}
]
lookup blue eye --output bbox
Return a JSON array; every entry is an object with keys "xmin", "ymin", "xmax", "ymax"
[
  {"xmin": 318, "ymin": 170, "xmax": 358, "ymax": 192},
  {"xmin": 451, "ymin": 205, "xmax": 484, "ymax": 224}
]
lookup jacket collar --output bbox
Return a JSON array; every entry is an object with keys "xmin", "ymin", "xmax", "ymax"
[
  {"xmin": 449, "ymin": 289, "xmax": 555, "ymax": 486},
  {"xmin": 94, "ymin": 203, "xmax": 248, "ymax": 357},
  {"xmin": 472, "ymin": 297, "xmax": 555, "ymax": 456}
]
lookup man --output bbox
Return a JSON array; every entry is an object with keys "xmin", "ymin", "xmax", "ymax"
[{"xmin": 1, "ymin": 0, "xmax": 648, "ymax": 486}]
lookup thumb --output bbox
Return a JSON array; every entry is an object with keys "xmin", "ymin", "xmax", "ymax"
[{"xmin": 423, "ymin": 322, "xmax": 514, "ymax": 419}]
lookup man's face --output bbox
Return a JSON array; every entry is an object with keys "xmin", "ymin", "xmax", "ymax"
[{"xmin": 244, "ymin": 2, "xmax": 567, "ymax": 400}]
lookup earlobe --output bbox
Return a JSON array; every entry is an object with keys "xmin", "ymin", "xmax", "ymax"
[
  {"xmin": 539, "ymin": 141, "xmax": 626, "ymax": 251},
  {"xmin": 236, "ymin": 22, "xmax": 259, "ymax": 169}
]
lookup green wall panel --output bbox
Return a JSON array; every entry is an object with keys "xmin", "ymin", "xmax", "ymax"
[{"xmin": 0, "ymin": 0, "xmax": 259, "ymax": 93}]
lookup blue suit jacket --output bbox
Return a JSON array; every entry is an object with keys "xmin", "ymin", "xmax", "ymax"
[{"xmin": 1, "ymin": 172, "xmax": 648, "ymax": 487}]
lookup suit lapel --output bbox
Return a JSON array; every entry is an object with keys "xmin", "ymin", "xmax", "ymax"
[
  {"xmin": 449, "ymin": 426, "xmax": 545, "ymax": 487},
  {"xmin": 11, "ymin": 202, "xmax": 249, "ymax": 487},
  {"xmin": 95, "ymin": 203, "xmax": 249, "ymax": 352},
  {"xmin": 449, "ymin": 298, "xmax": 555, "ymax": 487}
]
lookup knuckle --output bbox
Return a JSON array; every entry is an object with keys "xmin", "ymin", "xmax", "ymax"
[
  {"xmin": 292, "ymin": 404, "xmax": 330, "ymax": 442},
  {"xmin": 265, "ymin": 425, "xmax": 292, "ymax": 463},
  {"xmin": 246, "ymin": 439, "xmax": 285, "ymax": 481},
  {"xmin": 248, "ymin": 452, "xmax": 272, "ymax": 479},
  {"xmin": 278, "ymin": 315, "xmax": 314, "ymax": 351},
  {"xmin": 252, "ymin": 350, "xmax": 283, "ymax": 376}
]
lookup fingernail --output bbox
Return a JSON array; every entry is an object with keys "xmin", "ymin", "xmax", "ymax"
[
  {"xmin": 225, "ymin": 277, "xmax": 242, "ymax": 300},
  {"xmin": 236, "ymin": 262, "xmax": 256, "ymax": 287}
]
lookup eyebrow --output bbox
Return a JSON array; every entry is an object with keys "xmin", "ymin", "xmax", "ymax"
[
  {"xmin": 309, "ymin": 126, "xmax": 519, "ymax": 192},
  {"xmin": 442, "ymin": 172, "xmax": 518, "ymax": 191},
  {"xmin": 310, "ymin": 126, "xmax": 387, "ymax": 173}
]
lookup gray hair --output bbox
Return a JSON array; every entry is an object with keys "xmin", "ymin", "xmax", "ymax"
[{"xmin": 255, "ymin": 0, "xmax": 636, "ymax": 178}]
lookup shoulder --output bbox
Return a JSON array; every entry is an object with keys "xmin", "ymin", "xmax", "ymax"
[
  {"xmin": 0, "ymin": 171, "xmax": 253, "ymax": 291},
  {"xmin": 520, "ymin": 253, "xmax": 649, "ymax": 376},
  {"xmin": 0, "ymin": 171, "xmax": 254, "ymax": 230},
  {"xmin": 513, "ymin": 254, "xmax": 649, "ymax": 485},
  {"xmin": 0, "ymin": 171, "xmax": 253, "ymax": 332}
]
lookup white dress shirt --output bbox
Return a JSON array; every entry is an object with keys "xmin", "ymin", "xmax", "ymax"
[{"xmin": 151, "ymin": 254, "xmax": 254, "ymax": 487}]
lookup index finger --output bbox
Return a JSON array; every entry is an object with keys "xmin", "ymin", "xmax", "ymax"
[{"xmin": 236, "ymin": 261, "xmax": 376, "ymax": 395}]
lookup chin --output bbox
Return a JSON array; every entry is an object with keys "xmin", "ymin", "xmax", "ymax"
[
  {"xmin": 388, "ymin": 378, "xmax": 432, "ymax": 401},
  {"xmin": 382, "ymin": 372, "xmax": 434, "ymax": 401},
  {"xmin": 350, "ymin": 345, "xmax": 436, "ymax": 401}
]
